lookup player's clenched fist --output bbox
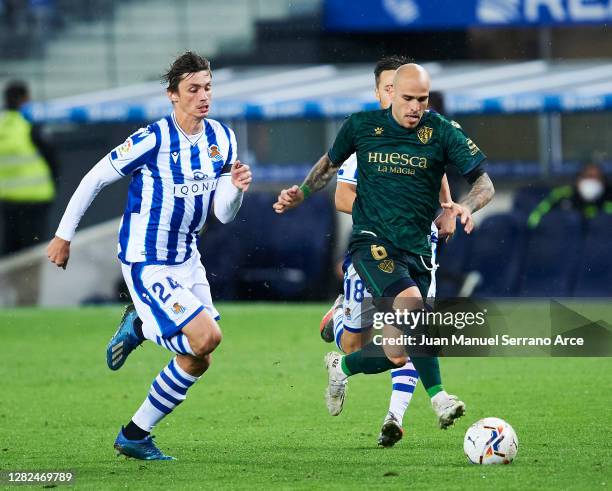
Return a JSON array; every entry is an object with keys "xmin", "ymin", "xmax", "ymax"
[
  {"xmin": 273, "ymin": 185, "xmax": 305, "ymax": 214},
  {"xmin": 46, "ymin": 236, "xmax": 71, "ymax": 270},
  {"xmin": 231, "ymin": 160, "xmax": 252, "ymax": 192}
]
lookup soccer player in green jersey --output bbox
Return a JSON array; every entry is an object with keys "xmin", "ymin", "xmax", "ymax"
[
  {"xmin": 274, "ymin": 63, "xmax": 494, "ymax": 429},
  {"xmin": 318, "ymin": 56, "xmax": 457, "ymax": 447}
]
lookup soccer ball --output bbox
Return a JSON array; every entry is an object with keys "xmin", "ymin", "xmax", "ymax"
[{"xmin": 463, "ymin": 417, "xmax": 519, "ymax": 465}]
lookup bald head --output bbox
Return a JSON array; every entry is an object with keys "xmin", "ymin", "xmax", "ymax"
[
  {"xmin": 394, "ymin": 63, "xmax": 430, "ymax": 87},
  {"xmin": 391, "ymin": 63, "xmax": 431, "ymax": 129}
]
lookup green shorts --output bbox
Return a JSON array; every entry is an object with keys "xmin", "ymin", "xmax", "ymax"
[{"xmin": 349, "ymin": 236, "xmax": 433, "ymax": 300}]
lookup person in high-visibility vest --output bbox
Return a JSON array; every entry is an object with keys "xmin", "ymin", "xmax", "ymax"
[
  {"xmin": 527, "ymin": 163, "xmax": 612, "ymax": 229},
  {"xmin": 0, "ymin": 80, "xmax": 57, "ymax": 255}
]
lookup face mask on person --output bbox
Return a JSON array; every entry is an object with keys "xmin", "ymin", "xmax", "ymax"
[{"xmin": 577, "ymin": 178, "xmax": 604, "ymax": 202}]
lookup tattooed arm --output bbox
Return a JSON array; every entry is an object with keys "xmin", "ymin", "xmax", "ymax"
[
  {"xmin": 441, "ymin": 172, "xmax": 495, "ymax": 234},
  {"xmin": 273, "ymin": 154, "xmax": 340, "ymax": 214},
  {"xmin": 461, "ymin": 172, "xmax": 495, "ymax": 214}
]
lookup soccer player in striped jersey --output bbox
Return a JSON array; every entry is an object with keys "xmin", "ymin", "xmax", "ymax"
[
  {"xmin": 46, "ymin": 52, "xmax": 252, "ymax": 460},
  {"xmin": 274, "ymin": 57, "xmax": 463, "ymax": 447}
]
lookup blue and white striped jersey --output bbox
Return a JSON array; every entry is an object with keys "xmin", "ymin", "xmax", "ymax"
[{"xmin": 108, "ymin": 113, "xmax": 237, "ymax": 265}]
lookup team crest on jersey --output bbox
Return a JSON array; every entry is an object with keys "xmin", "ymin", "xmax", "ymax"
[
  {"xmin": 344, "ymin": 307, "xmax": 352, "ymax": 320},
  {"xmin": 207, "ymin": 144, "xmax": 224, "ymax": 162},
  {"xmin": 378, "ymin": 259, "xmax": 395, "ymax": 274},
  {"xmin": 374, "ymin": 127, "xmax": 384, "ymax": 136},
  {"xmin": 417, "ymin": 126, "xmax": 433, "ymax": 144},
  {"xmin": 117, "ymin": 138, "xmax": 133, "ymax": 157},
  {"xmin": 172, "ymin": 303, "xmax": 186, "ymax": 315}
]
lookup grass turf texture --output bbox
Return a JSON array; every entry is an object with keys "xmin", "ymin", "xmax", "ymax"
[{"xmin": 1, "ymin": 304, "xmax": 610, "ymax": 490}]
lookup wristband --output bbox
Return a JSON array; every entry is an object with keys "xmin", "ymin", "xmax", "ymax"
[{"xmin": 299, "ymin": 184, "xmax": 311, "ymax": 199}]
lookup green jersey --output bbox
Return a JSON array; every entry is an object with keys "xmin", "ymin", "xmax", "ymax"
[{"xmin": 328, "ymin": 108, "xmax": 486, "ymax": 256}]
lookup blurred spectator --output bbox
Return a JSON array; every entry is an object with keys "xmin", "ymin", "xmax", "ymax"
[
  {"xmin": 0, "ymin": 80, "xmax": 57, "ymax": 255},
  {"xmin": 528, "ymin": 163, "xmax": 612, "ymax": 229}
]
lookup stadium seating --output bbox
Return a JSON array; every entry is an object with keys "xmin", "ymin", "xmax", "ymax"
[
  {"xmin": 518, "ymin": 209, "xmax": 583, "ymax": 297},
  {"xmin": 512, "ymin": 184, "xmax": 550, "ymax": 218},
  {"xmin": 435, "ymin": 229, "xmax": 472, "ymax": 298},
  {"xmin": 465, "ymin": 213, "xmax": 526, "ymax": 297},
  {"xmin": 200, "ymin": 192, "xmax": 334, "ymax": 301},
  {"xmin": 573, "ymin": 213, "xmax": 612, "ymax": 297}
]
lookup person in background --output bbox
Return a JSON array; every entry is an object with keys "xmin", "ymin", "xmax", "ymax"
[
  {"xmin": 528, "ymin": 162, "xmax": 612, "ymax": 228},
  {"xmin": 0, "ymin": 80, "xmax": 57, "ymax": 255}
]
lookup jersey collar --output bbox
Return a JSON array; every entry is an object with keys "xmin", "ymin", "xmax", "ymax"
[{"xmin": 171, "ymin": 112, "xmax": 204, "ymax": 146}]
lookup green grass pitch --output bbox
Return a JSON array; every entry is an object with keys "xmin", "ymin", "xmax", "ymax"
[{"xmin": 1, "ymin": 304, "xmax": 610, "ymax": 490}]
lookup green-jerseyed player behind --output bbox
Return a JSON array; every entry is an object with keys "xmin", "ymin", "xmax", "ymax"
[{"xmin": 273, "ymin": 63, "xmax": 495, "ymax": 429}]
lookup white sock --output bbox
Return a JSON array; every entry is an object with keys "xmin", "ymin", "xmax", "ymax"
[
  {"xmin": 132, "ymin": 357, "xmax": 199, "ymax": 432},
  {"xmin": 431, "ymin": 390, "xmax": 451, "ymax": 405},
  {"xmin": 333, "ymin": 308, "xmax": 345, "ymax": 353},
  {"xmin": 388, "ymin": 360, "xmax": 419, "ymax": 425}
]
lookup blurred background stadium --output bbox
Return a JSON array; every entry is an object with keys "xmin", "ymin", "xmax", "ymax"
[{"xmin": 1, "ymin": 0, "xmax": 611, "ymax": 306}]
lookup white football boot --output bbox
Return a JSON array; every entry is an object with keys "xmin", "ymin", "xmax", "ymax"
[
  {"xmin": 431, "ymin": 391, "xmax": 466, "ymax": 429},
  {"xmin": 324, "ymin": 352, "xmax": 348, "ymax": 416}
]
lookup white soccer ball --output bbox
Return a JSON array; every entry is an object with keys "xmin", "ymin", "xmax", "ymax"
[{"xmin": 463, "ymin": 417, "xmax": 519, "ymax": 465}]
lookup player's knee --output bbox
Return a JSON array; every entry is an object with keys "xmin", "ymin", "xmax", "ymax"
[
  {"xmin": 387, "ymin": 353, "xmax": 408, "ymax": 367},
  {"xmin": 190, "ymin": 327, "xmax": 222, "ymax": 358}
]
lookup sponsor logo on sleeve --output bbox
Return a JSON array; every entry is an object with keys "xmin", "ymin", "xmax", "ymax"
[
  {"xmin": 466, "ymin": 138, "xmax": 480, "ymax": 155},
  {"xmin": 116, "ymin": 138, "xmax": 133, "ymax": 157}
]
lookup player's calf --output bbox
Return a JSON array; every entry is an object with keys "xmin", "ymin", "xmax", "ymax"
[
  {"xmin": 340, "ymin": 329, "xmax": 367, "ymax": 354},
  {"xmin": 176, "ymin": 353, "xmax": 212, "ymax": 378}
]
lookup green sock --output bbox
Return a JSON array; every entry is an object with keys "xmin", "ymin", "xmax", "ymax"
[
  {"xmin": 426, "ymin": 384, "xmax": 444, "ymax": 398},
  {"xmin": 340, "ymin": 356, "xmax": 352, "ymax": 376},
  {"xmin": 343, "ymin": 342, "xmax": 397, "ymax": 375},
  {"xmin": 410, "ymin": 356, "xmax": 442, "ymax": 394}
]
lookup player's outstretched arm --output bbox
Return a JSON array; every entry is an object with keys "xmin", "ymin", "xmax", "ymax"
[
  {"xmin": 46, "ymin": 158, "xmax": 122, "ymax": 269},
  {"xmin": 273, "ymin": 154, "xmax": 340, "ymax": 214},
  {"xmin": 441, "ymin": 172, "xmax": 495, "ymax": 234}
]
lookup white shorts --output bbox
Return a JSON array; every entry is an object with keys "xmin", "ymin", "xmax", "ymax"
[
  {"xmin": 121, "ymin": 252, "xmax": 219, "ymax": 340},
  {"xmin": 342, "ymin": 226, "xmax": 439, "ymax": 333},
  {"xmin": 342, "ymin": 263, "xmax": 375, "ymax": 333}
]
